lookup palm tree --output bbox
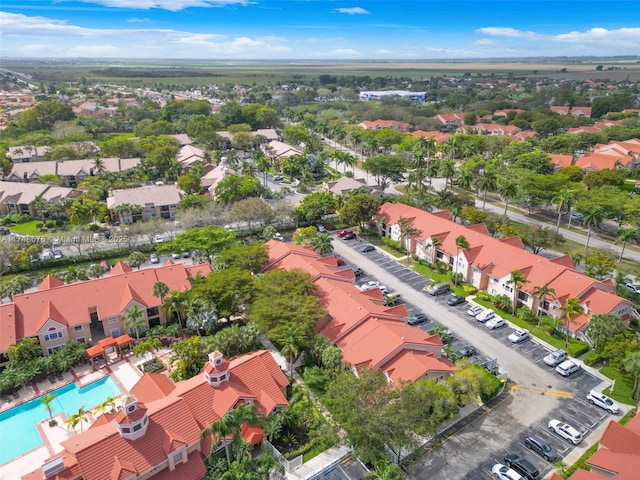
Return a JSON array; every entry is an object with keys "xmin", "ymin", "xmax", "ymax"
[
  {"xmin": 93, "ymin": 395, "xmax": 119, "ymax": 415},
  {"xmin": 507, "ymin": 270, "xmax": 529, "ymax": 315},
  {"xmin": 65, "ymin": 406, "xmax": 90, "ymax": 433},
  {"xmin": 312, "ymin": 233, "xmax": 334, "ymax": 255},
  {"xmin": 456, "ymin": 168, "xmax": 474, "ymax": 191},
  {"xmin": 152, "ymin": 281, "xmax": 169, "ymax": 305},
  {"xmin": 532, "ymin": 284, "xmax": 556, "ymax": 326},
  {"xmin": 622, "ymin": 351, "xmax": 640, "ymax": 400},
  {"xmin": 162, "ymin": 290, "xmax": 189, "ymax": 328},
  {"xmin": 30, "ymin": 195, "xmax": 50, "ymax": 221},
  {"xmin": 475, "ymin": 168, "xmax": 498, "ymax": 212},
  {"xmin": 583, "ymin": 205, "xmax": 604, "ymax": 250},
  {"xmin": 9, "ymin": 275, "xmax": 32, "ymax": 296},
  {"xmin": 280, "ymin": 325, "xmax": 305, "ymax": 380},
  {"xmin": 560, "ymin": 298, "xmax": 584, "ymax": 349},
  {"xmin": 616, "ymin": 227, "xmax": 638, "ymax": 262},
  {"xmin": 253, "ymin": 150, "xmax": 270, "ymax": 188},
  {"xmin": 427, "ymin": 236, "xmax": 442, "ymax": 265},
  {"xmin": 552, "ymin": 189, "xmax": 575, "ymax": 234},
  {"xmin": 123, "ymin": 304, "xmax": 146, "ymax": 340},
  {"xmin": 366, "ymin": 461, "xmax": 403, "ymax": 480},
  {"xmin": 92, "ymin": 157, "xmax": 105, "ymax": 174},
  {"xmin": 498, "ymin": 179, "xmax": 518, "ymax": 216},
  {"xmin": 40, "ymin": 393, "xmax": 58, "ymax": 422},
  {"xmin": 454, "ymin": 235, "xmax": 470, "ymax": 286},
  {"xmin": 438, "ymin": 159, "xmax": 456, "ymax": 190}
]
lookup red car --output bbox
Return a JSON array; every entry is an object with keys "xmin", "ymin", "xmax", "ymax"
[
  {"xmin": 337, "ymin": 229, "xmax": 353, "ymax": 238},
  {"xmin": 335, "ymin": 256, "xmax": 345, "ymax": 266}
]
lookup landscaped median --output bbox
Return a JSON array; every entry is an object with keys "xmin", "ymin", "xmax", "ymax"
[{"xmin": 408, "ymin": 260, "xmax": 470, "ymax": 297}]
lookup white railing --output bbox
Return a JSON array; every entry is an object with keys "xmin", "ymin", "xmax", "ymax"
[{"xmin": 263, "ymin": 439, "xmax": 303, "ymax": 473}]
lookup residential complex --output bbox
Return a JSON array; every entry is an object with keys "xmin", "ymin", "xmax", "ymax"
[
  {"xmin": 377, "ymin": 202, "xmax": 633, "ymax": 337},
  {"xmin": 107, "ymin": 185, "xmax": 184, "ymax": 223}
]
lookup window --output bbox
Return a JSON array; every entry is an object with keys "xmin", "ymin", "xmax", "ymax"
[
  {"xmin": 108, "ymin": 316, "xmax": 118, "ymax": 324},
  {"xmin": 44, "ymin": 331, "xmax": 63, "ymax": 342},
  {"xmin": 121, "ymin": 426, "xmax": 131, "ymax": 433},
  {"xmin": 75, "ymin": 337, "xmax": 86, "ymax": 343},
  {"xmin": 73, "ymin": 325, "xmax": 83, "ymax": 332},
  {"xmin": 133, "ymin": 423, "xmax": 142, "ymax": 432},
  {"xmin": 618, "ymin": 307, "xmax": 627, "ymax": 315},
  {"xmin": 110, "ymin": 328, "xmax": 121, "ymax": 337},
  {"xmin": 47, "ymin": 345, "xmax": 63, "ymax": 355},
  {"xmin": 173, "ymin": 452, "xmax": 182, "ymax": 463},
  {"xmin": 147, "ymin": 307, "xmax": 159, "ymax": 317},
  {"xmin": 220, "ymin": 374, "xmax": 226, "ymax": 381}
]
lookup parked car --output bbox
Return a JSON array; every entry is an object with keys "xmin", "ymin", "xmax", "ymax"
[
  {"xmin": 150, "ymin": 253, "xmax": 160, "ymax": 264},
  {"xmin": 555, "ymin": 360, "xmax": 580, "ymax": 377},
  {"xmin": 384, "ymin": 292, "xmax": 401, "ymax": 306},
  {"xmin": 360, "ymin": 281, "xmax": 380, "ymax": 291},
  {"xmin": 104, "ymin": 229, "xmax": 111, "ymax": 239},
  {"xmin": 543, "ymin": 349, "xmax": 568, "ymax": 367},
  {"xmin": 454, "ymin": 345, "xmax": 476, "ymax": 359},
  {"xmin": 316, "ymin": 224, "xmax": 327, "ymax": 233},
  {"xmin": 361, "ymin": 245, "xmax": 375, "ymax": 253},
  {"xmin": 336, "ymin": 229, "xmax": 353, "ymax": 238},
  {"xmin": 343, "ymin": 232, "xmax": 357, "ymax": 240},
  {"xmin": 625, "ymin": 283, "xmax": 640, "ymax": 294},
  {"xmin": 475, "ymin": 309, "xmax": 496, "ymax": 323},
  {"xmin": 171, "ymin": 252, "xmax": 181, "ymax": 259},
  {"xmin": 273, "ymin": 232, "xmax": 284, "ymax": 241},
  {"xmin": 424, "ymin": 281, "xmax": 451, "ymax": 296},
  {"xmin": 508, "ymin": 328, "xmax": 530, "ymax": 343},
  {"xmin": 407, "ymin": 313, "xmax": 430, "ymax": 326},
  {"xmin": 548, "ymin": 419, "xmax": 582, "ymax": 444},
  {"xmin": 570, "ymin": 212, "xmax": 584, "ymax": 222},
  {"xmin": 486, "ymin": 317, "xmax": 506, "ymax": 329},
  {"xmin": 586, "ymin": 390, "xmax": 620, "ymax": 414},
  {"xmin": 42, "ymin": 251, "xmax": 53, "ymax": 260},
  {"xmin": 272, "ymin": 175, "xmax": 283, "ymax": 181},
  {"xmin": 524, "ymin": 434, "xmax": 558, "ymax": 461},
  {"xmin": 353, "ymin": 267, "xmax": 365, "ymax": 277},
  {"xmin": 467, "ymin": 305, "xmax": 484, "ymax": 316},
  {"xmin": 52, "ymin": 238, "xmax": 61, "ymax": 247},
  {"xmin": 0, "ymin": 227, "xmax": 9, "ymax": 235},
  {"xmin": 153, "ymin": 234, "xmax": 164, "ymax": 243},
  {"xmin": 100, "ymin": 260, "xmax": 111, "ymax": 271},
  {"xmin": 491, "ymin": 463, "xmax": 523, "ymax": 480},
  {"xmin": 503, "ymin": 453, "xmax": 539, "ymax": 480},
  {"xmin": 378, "ymin": 285, "xmax": 388, "ymax": 294},
  {"xmin": 447, "ymin": 294, "xmax": 466, "ymax": 306},
  {"xmin": 335, "ymin": 257, "xmax": 345, "ymax": 266},
  {"xmin": 53, "ymin": 250, "xmax": 63, "ymax": 259}
]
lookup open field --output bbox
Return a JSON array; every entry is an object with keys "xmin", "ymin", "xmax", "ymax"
[{"xmin": 3, "ymin": 58, "xmax": 640, "ymax": 86}]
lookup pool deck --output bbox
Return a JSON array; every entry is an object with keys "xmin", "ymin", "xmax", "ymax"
[{"xmin": 0, "ymin": 347, "xmax": 174, "ymax": 480}]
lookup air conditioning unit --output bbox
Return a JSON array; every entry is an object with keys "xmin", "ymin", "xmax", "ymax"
[{"xmin": 42, "ymin": 456, "xmax": 65, "ymax": 478}]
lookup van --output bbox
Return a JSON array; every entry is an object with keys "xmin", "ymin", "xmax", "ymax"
[{"xmin": 425, "ymin": 282, "xmax": 450, "ymax": 296}]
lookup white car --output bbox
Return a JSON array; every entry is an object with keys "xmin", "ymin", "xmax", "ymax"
[
  {"xmin": 555, "ymin": 360, "xmax": 580, "ymax": 376},
  {"xmin": 467, "ymin": 305, "xmax": 483, "ymax": 316},
  {"xmin": 543, "ymin": 349, "xmax": 568, "ymax": 367},
  {"xmin": 475, "ymin": 309, "xmax": 496, "ymax": 323},
  {"xmin": 485, "ymin": 317, "xmax": 506, "ymax": 329},
  {"xmin": 171, "ymin": 252, "xmax": 181, "ymax": 259},
  {"xmin": 378, "ymin": 285, "xmax": 388, "ymax": 294},
  {"xmin": 52, "ymin": 238, "xmax": 61, "ymax": 247},
  {"xmin": 625, "ymin": 283, "xmax": 640, "ymax": 295},
  {"xmin": 508, "ymin": 328, "xmax": 530, "ymax": 343},
  {"xmin": 272, "ymin": 175, "xmax": 283, "ymax": 181},
  {"xmin": 548, "ymin": 419, "xmax": 582, "ymax": 444},
  {"xmin": 586, "ymin": 390, "xmax": 620, "ymax": 414},
  {"xmin": 491, "ymin": 463, "xmax": 523, "ymax": 480},
  {"xmin": 360, "ymin": 281, "xmax": 380, "ymax": 291},
  {"xmin": 273, "ymin": 232, "xmax": 284, "ymax": 241},
  {"xmin": 153, "ymin": 234, "xmax": 164, "ymax": 243}
]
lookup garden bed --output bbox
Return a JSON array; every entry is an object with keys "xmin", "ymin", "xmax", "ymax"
[{"xmin": 137, "ymin": 358, "xmax": 165, "ymax": 373}]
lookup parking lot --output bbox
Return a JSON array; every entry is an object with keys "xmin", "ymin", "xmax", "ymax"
[{"xmin": 332, "ymin": 235, "xmax": 613, "ymax": 480}]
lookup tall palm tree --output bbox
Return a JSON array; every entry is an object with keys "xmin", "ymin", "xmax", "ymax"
[
  {"xmin": 40, "ymin": 393, "xmax": 58, "ymax": 422},
  {"xmin": 162, "ymin": 291, "xmax": 189, "ymax": 328},
  {"xmin": 123, "ymin": 304, "xmax": 146, "ymax": 340},
  {"xmin": 427, "ymin": 236, "xmax": 442, "ymax": 265},
  {"xmin": 475, "ymin": 168, "xmax": 498, "ymax": 212},
  {"xmin": 152, "ymin": 281, "xmax": 170, "ymax": 305},
  {"xmin": 498, "ymin": 179, "xmax": 518, "ymax": 216},
  {"xmin": 93, "ymin": 395, "xmax": 119, "ymax": 416},
  {"xmin": 397, "ymin": 216, "xmax": 422, "ymax": 253},
  {"xmin": 507, "ymin": 270, "xmax": 529, "ymax": 315},
  {"xmin": 253, "ymin": 149, "xmax": 270, "ymax": 188},
  {"xmin": 68, "ymin": 406, "xmax": 89, "ymax": 432},
  {"xmin": 30, "ymin": 195, "xmax": 50, "ymax": 221},
  {"xmin": 438, "ymin": 160, "xmax": 456, "ymax": 191},
  {"xmin": 560, "ymin": 298, "xmax": 584, "ymax": 349},
  {"xmin": 616, "ymin": 227, "xmax": 638, "ymax": 262},
  {"xmin": 583, "ymin": 205, "xmax": 604, "ymax": 250},
  {"xmin": 456, "ymin": 168, "xmax": 474, "ymax": 191},
  {"xmin": 532, "ymin": 284, "xmax": 556, "ymax": 326},
  {"xmin": 454, "ymin": 235, "xmax": 470, "ymax": 286},
  {"xmin": 552, "ymin": 189, "xmax": 575, "ymax": 234},
  {"xmin": 280, "ymin": 325, "xmax": 305, "ymax": 380},
  {"xmin": 92, "ymin": 157, "xmax": 106, "ymax": 174}
]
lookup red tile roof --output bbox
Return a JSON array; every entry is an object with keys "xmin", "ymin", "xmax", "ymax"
[
  {"xmin": 575, "ymin": 152, "xmax": 633, "ymax": 171},
  {"xmin": 413, "ymin": 130, "xmax": 451, "ymax": 143},
  {"xmin": 148, "ymin": 451, "xmax": 206, "ymax": 480}
]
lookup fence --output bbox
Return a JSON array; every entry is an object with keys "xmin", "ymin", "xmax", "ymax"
[{"xmin": 264, "ymin": 439, "xmax": 303, "ymax": 473}]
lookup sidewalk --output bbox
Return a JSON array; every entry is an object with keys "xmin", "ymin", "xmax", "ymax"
[{"xmin": 285, "ymin": 444, "xmax": 352, "ymax": 480}]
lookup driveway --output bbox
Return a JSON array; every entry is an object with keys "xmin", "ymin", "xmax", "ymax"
[{"xmin": 330, "ymin": 236, "xmax": 616, "ymax": 480}]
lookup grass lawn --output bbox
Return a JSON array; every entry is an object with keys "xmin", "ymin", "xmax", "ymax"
[
  {"xmin": 410, "ymin": 261, "xmax": 467, "ymax": 296},
  {"xmin": 600, "ymin": 366, "xmax": 637, "ymax": 406},
  {"xmin": 557, "ymin": 442, "xmax": 598, "ymax": 479},
  {"xmin": 9, "ymin": 221, "xmax": 45, "ymax": 236}
]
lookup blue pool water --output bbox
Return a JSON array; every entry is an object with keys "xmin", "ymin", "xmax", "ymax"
[{"xmin": 0, "ymin": 376, "xmax": 121, "ymax": 465}]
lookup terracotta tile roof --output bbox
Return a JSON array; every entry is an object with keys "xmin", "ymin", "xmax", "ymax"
[
  {"xmin": 412, "ymin": 130, "xmax": 451, "ymax": 143},
  {"xmin": 0, "ymin": 302, "xmax": 17, "ymax": 352},
  {"xmin": 38, "ymin": 274, "xmax": 65, "ymax": 290},
  {"xmin": 599, "ymin": 417, "xmax": 640, "ymax": 454},
  {"xmin": 130, "ymin": 372, "xmax": 176, "ymax": 404},
  {"xmin": 149, "ymin": 451, "xmax": 206, "ymax": 480},
  {"xmin": 567, "ymin": 470, "xmax": 608, "ymax": 480},
  {"xmin": 7, "ymin": 263, "xmax": 210, "ymax": 350},
  {"xmin": 575, "ymin": 152, "xmax": 633, "ymax": 171},
  {"xmin": 549, "ymin": 154, "xmax": 574, "ymax": 169},
  {"xmin": 106, "ymin": 184, "xmax": 183, "ymax": 210},
  {"xmin": 586, "ymin": 449, "xmax": 640, "ymax": 480},
  {"xmin": 21, "ymin": 453, "xmax": 82, "ymax": 480},
  {"xmin": 380, "ymin": 349, "xmax": 456, "ymax": 383},
  {"xmin": 110, "ymin": 261, "xmax": 133, "ymax": 275}
]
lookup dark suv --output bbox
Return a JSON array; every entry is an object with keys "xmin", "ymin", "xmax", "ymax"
[
  {"xmin": 524, "ymin": 434, "xmax": 557, "ymax": 462},
  {"xmin": 504, "ymin": 453, "xmax": 539, "ymax": 479}
]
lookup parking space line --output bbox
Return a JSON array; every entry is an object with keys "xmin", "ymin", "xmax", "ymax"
[{"xmin": 561, "ymin": 412, "xmax": 595, "ymax": 434}]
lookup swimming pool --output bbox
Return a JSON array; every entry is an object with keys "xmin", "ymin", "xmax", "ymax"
[{"xmin": 0, "ymin": 376, "xmax": 121, "ymax": 465}]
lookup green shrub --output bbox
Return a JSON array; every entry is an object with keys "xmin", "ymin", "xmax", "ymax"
[
  {"xmin": 476, "ymin": 291, "xmax": 494, "ymax": 302},
  {"xmin": 567, "ymin": 341, "xmax": 590, "ymax": 358},
  {"xmin": 582, "ymin": 350, "xmax": 602, "ymax": 366},
  {"xmin": 480, "ymin": 374, "xmax": 504, "ymax": 403},
  {"xmin": 36, "ymin": 223, "xmax": 44, "ymax": 229},
  {"xmin": 55, "ymin": 219, "xmax": 64, "ymax": 226},
  {"xmin": 45, "ymin": 220, "xmax": 55, "ymax": 228},
  {"xmin": 88, "ymin": 223, "xmax": 100, "ymax": 231},
  {"xmin": 462, "ymin": 285, "xmax": 478, "ymax": 295}
]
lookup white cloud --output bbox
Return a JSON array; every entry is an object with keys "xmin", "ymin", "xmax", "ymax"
[
  {"xmin": 554, "ymin": 27, "xmax": 640, "ymax": 47},
  {"xmin": 335, "ymin": 7, "xmax": 370, "ymax": 15},
  {"xmin": 473, "ymin": 38, "xmax": 494, "ymax": 45},
  {"xmin": 374, "ymin": 49, "xmax": 393, "ymax": 54},
  {"xmin": 126, "ymin": 17, "xmax": 151, "ymax": 23},
  {"xmin": 74, "ymin": 0, "xmax": 250, "ymax": 12},
  {"xmin": 476, "ymin": 27, "xmax": 541, "ymax": 39},
  {"xmin": 331, "ymin": 48, "xmax": 360, "ymax": 56}
]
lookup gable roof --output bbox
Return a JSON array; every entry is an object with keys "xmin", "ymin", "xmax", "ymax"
[{"xmin": 107, "ymin": 185, "xmax": 184, "ymax": 209}]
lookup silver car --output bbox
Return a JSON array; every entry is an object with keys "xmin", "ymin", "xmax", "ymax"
[{"xmin": 543, "ymin": 349, "xmax": 567, "ymax": 367}]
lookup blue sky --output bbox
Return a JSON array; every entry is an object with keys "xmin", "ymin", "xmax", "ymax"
[{"xmin": 2, "ymin": 1, "xmax": 640, "ymax": 59}]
